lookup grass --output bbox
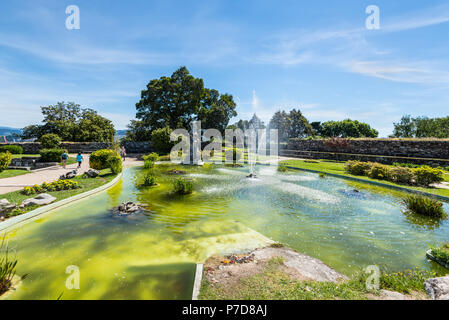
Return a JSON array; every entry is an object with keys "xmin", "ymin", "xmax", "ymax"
[
  {"xmin": 280, "ymin": 159, "xmax": 449, "ymax": 198},
  {"xmin": 0, "ymin": 168, "xmax": 117, "ymax": 219},
  {"xmin": 199, "ymin": 256, "xmax": 438, "ymax": 300},
  {"xmin": 0, "ymin": 169, "xmax": 29, "ymax": 179}
]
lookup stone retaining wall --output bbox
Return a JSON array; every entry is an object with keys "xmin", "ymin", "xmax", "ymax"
[
  {"xmin": 0, "ymin": 141, "xmax": 153, "ymax": 154},
  {"xmin": 284, "ymin": 139, "xmax": 449, "ymax": 166}
]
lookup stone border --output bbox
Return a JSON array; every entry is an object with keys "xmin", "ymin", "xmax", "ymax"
[
  {"xmin": 284, "ymin": 166, "xmax": 449, "ymax": 202},
  {"xmin": 192, "ymin": 263, "xmax": 204, "ymax": 300},
  {"xmin": 0, "ymin": 172, "xmax": 123, "ymax": 232}
]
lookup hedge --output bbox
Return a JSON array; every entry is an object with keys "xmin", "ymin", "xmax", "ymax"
[
  {"xmin": 40, "ymin": 148, "xmax": 65, "ymax": 162},
  {"xmin": 0, "ymin": 145, "xmax": 23, "ymax": 154},
  {"xmin": 89, "ymin": 149, "xmax": 122, "ymax": 174}
]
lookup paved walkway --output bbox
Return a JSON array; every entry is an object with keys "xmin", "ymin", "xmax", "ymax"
[
  {"xmin": 0, "ymin": 154, "xmax": 90, "ymax": 195},
  {"xmin": 0, "ymin": 154, "xmax": 144, "ymax": 195}
]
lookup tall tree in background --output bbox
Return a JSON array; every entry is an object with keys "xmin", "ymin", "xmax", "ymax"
[
  {"xmin": 392, "ymin": 115, "xmax": 449, "ymax": 138},
  {"xmin": 248, "ymin": 114, "xmax": 266, "ymax": 129},
  {"xmin": 320, "ymin": 119, "xmax": 378, "ymax": 138},
  {"xmin": 288, "ymin": 109, "xmax": 313, "ymax": 139},
  {"xmin": 268, "ymin": 110, "xmax": 290, "ymax": 142},
  {"xmin": 128, "ymin": 67, "xmax": 237, "ymax": 141},
  {"xmin": 22, "ymin": 102, "xmax": 115, "ymax": 142}
]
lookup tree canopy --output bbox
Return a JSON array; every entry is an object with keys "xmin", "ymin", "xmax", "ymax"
[
  {"xmin": 126, "ymin": 67, "xmax": 237, "ymax": 141},
  {"xmin": 268, "ymin": 109, "xmax": 313, "ymax": 142},
  {"xmin": 22, "ymin": 102, "xmax": 115, "ymax": 142},
  {"xmin": 392, "ymin": 115, "xmax": 449, "ymax": 138},
  {"xmin": 319, "ymin": 119, "xmax": 378, "ymax": 138}
]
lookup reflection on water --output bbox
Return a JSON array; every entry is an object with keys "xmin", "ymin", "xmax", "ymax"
[{"xmin": 4, "ymin": 164, "xmax": 449, "ymax": 299}]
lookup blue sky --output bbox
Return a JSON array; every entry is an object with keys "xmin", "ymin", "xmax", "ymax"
[{"xmin": 1, "ymin": 0, "xmax": 449, "ymax": 137}]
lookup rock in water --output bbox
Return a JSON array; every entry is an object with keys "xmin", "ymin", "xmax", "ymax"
[
  {"xmin": 111, "ymin": 202, "xmax": 145, "ymax": 215},
  {"xmin": 425, "ymin": 276, "xmax": 449, "ymax": 300},
  {"xmin": 21, "ymin": 193, "xmax": 57, "ymax": 207}
]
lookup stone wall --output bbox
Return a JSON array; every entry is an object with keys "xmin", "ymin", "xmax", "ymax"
[
  {"xmin": 284, "ymin": 139, "xmax": 449, "ymax": 166},
  {"xmin": 0, "ymin": 141, "xmax": 153, "ymax": 154}
]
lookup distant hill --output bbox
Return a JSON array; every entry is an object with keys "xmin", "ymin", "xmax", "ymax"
[{"xmin": 0, "ymin": 127, "xmax": 22, "ymax": 142}]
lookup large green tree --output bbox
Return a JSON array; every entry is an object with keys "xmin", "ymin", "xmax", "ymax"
[
  {"xmin": 267, "ymin": 109, "xmax": 313, "ymax": 141},
  {"xmin": 320, "ymin": 119, "xmax": 378, "ymax": 138},
  {"xmin": 22, "ymin": 102, "xmax": 115, "ymax": 142},
  {"xmin": 268, "ymin": 110, "xmax": 290, "ymax": 142},
  {"xmin": 392, "ymin": 115, "xmax": 449, "ymax": 138},
  {"xmin": 128, "ymin": 67, "xmax": 237, "ymax": 141}
]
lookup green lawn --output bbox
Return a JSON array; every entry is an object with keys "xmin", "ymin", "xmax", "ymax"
[
  {"xmin": 11, "ymin": 154, "xmax": 40, "ymax": 159},
  {"xmin": 1, "ymin": 169, "xmax": 117, "ymax": 219},
  {"xmin": 0, "ymin": 169, "xmax": 29, "ymax": 179},
  {"xmin": 280, "ymin": 159, "xmax": 449, "ymax": 198}
]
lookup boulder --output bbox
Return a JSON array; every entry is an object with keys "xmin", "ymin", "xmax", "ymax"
[
  {"xmin": 83, "ymin": 169, "xmax": 100, "ymax": 178},
  {"xmin": 0, "ymin": 198, "xmax": 10, "ymax": 207},
  {"xmin": 425, "ymin": 276, "xmax": 449, "ymax": 300},
  {"xmin": 21, "ymin": 193, "xmax": 57, "ymax": 207},
  {"xmin": 0, "ymin": 199, "xmax": 17, "ymax": 216},
  {"xmin": 60, "ymin": 170, "xmax": 77, "ymax": 180}
]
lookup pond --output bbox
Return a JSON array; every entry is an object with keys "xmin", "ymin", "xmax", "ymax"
[{"xmin": 4, "ymin": 164, "xmax": 449, "ymax": 299}]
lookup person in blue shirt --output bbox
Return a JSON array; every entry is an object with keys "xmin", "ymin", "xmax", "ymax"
[
  {"xmin": 76, "ymin": 152, "xmax": 83, "ymax": 169},
  {"xmin": 61, "ymin": 151, "xmax": 69, "ymax": 169}
]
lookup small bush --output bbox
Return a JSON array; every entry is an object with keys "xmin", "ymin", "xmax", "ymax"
[
  {"xmin": 39, "ymin": 133, "xmax": 62, "ymax": 149},
  {"xmin": 413, "ymin": 166, "xmax": 444, "ymax": 187},
  {"xmin": 345, "ymin": 161, "xmax": 372, "ymax": 176},
  {"xmin": 173, "ymin": 178, "xmax": 193, "ymax": 195},
  {"xmin": 40, "ymin": 148, "xmax": 64, "ymax": 162},
  {"xmin": 319, "ymin": 172, "xmax": 326, "ymax": 178},
  {"xmin": 143, "ymin": 152, "xmax": 159, "ymax": 162},
  {"xmin": 277, "ymin": 164, "xmax": 288, "ymax": 172},
  {"xmin": 89, "ymin": 149, "xmax": 122, "ymax": 174},
  {"xmin": 144, "ymin": 160, "xmax": 155, "ymax": 169},
  {"xmin": 0, "ymin": 238, "xmax": 19, "ymax": 296},
  {"xmin": 368, "ymin": 163, "xmax": 391, "ymax": 180},
  {"xmin": 0, "ymin": 152, "xmax": 12, "ymax": 172},
  {"xmin": 142, "ymin": 172, "xmax": 156, "ymax": 187},
  {"xmin": 388, "ymin": 166, "xmax": 415, "ymax": 185},
  {"xmin": 402, "ymin": 195, "xmax": 446, "ymax": 218},
  {"xmin": 0, "ymin": 145, "xmax": 23, "ymax": 154}
]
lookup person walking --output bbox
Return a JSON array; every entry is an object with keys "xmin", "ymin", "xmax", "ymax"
[
  {"xmin": 76, "ymin": 152, "xmax": 83, "ymax": 169},
  {"xmin": 120, "ymin": 146, "xmax": 127, "ymax": 161},
  {"xmin": 61, "ymin": 150, "xmax": 69, "ymax": 169}
]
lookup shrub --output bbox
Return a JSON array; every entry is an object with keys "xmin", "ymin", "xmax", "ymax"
[
  {"xmin": 40, "ymin": 148, "xmax": 64, "ymax": 162},
  {"xmin": 0, "ymin": 152, "xmax": 12, "ymax": 173},
  {"xmin": 142, "ymin": 172, "xmax": 156, "ymax": 187},
  {"xmin": 173, "ymin": 178, "xmax": 193, "ymax": 195},
  {"xmin": 277, "ymin": 164, "xmax": 288, "ymax": 172},
  {"xmin": 413, "ymin": 166, "xmax": 444, "ymax": 187},
  {"xmin": 0, "ymin": 145, "xmax": 23, "ymax": 154},
  {"xmin": 89, "ymin": 149, "xmax": 122, "ymax": 174},
  {"xmin": 402, "ymin": 195, "xmax": 446, "ymax": 218},
  {"xmin": 39, "ymin": 133, "xmax": 62, "ymax": 149},
  {"xmin": 151, "ymin": 127, "xmax": 174, "ymax": 154},
  {"xmin": 368, "ymin": 163, "xmax": 391, "ymax": 180},
  {"xmin": 345, "ymin": 161, "xmax": 372, "ymax": 176},
  {"xmin": 319, "ymin": 172, "xmax": 326, "ymax": 178},
  {"xmin": 388, "ymin": 166, "xmax": 415, "ymax": 185},
  {"xmin": 143, "ymin": 152, "xmax": 159, "ymax": 162},
  {"xmin": 144, "ymin": 160, "xmax": 155, "ymax": 169}
]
